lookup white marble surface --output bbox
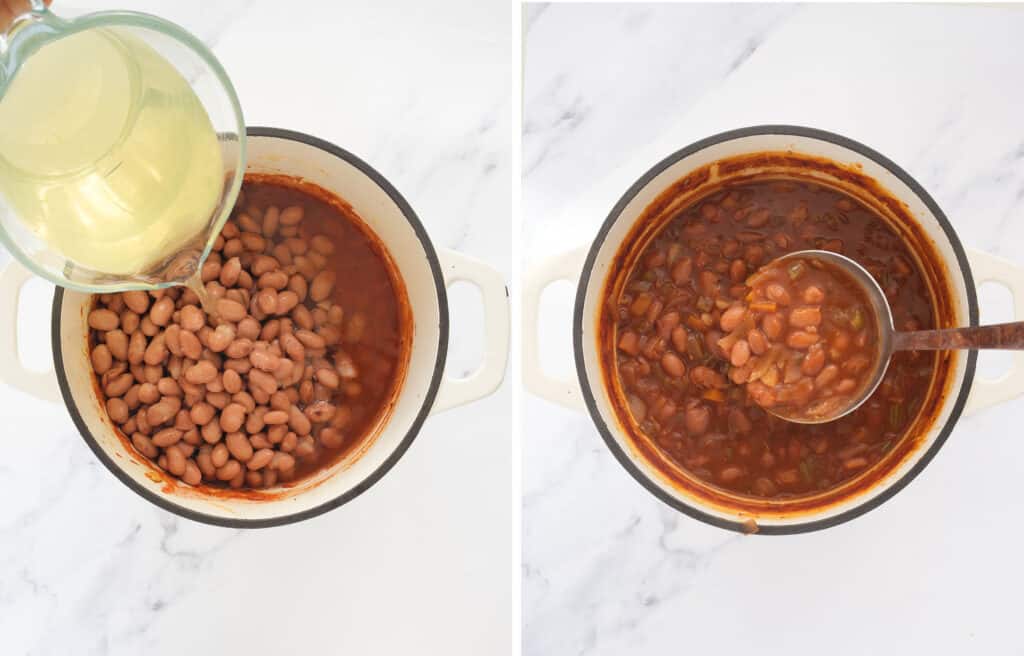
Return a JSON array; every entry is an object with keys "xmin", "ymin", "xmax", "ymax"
[
  {"xmin": 524, "ymin": 4, "xmax": 1024, "ymax": 655},
  {"xmin": 1, "ymin": 1, "xmax": 517, "ymax": 654}
]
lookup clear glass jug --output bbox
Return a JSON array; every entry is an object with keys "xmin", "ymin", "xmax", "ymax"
[{"xmin": 0, "ymin": 1, "xmax": 245, "ymax": 292}]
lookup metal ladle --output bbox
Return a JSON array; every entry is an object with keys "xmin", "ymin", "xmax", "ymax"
[{"xmin": 765, "ymin": 250, "xmax": 1024, "ymax": 424}]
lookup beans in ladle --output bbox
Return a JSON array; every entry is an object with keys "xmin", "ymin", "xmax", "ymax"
[{"xmin": 722, "ymin": 256, "xmax": 879, "ymax": 421}]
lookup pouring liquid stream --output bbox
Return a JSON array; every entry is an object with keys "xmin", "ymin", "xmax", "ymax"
[{"xmin": 184, "ymin": 270, "xmax": 219, "ymax": 318}]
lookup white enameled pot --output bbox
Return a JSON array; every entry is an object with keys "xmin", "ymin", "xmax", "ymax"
[
  {"xmin": 524, "ymin": 125, "xmax": 1024, "ymax": 534},
  {"xmin": 0, "ymin": 128, "xmax": 510, "ymax": 528}
]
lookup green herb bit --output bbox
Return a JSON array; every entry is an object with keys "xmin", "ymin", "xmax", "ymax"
[
  {"xmin": 888, "ymin": 403, "xmax": 903, "ymax": 429},
  {"xmin": 787, "ymin": 261, "xmax": 806, "ymax": 280},
  {"xmin": 850, "ymin": 307, "xmax": 865, "ymax": 330},
  {"xmin": 686, "ymin": 333, "xmax": 704, "ymax": 360},
  {"xmin": 799, "ymin": 459, "xmax": 812, "ymax": 483}
]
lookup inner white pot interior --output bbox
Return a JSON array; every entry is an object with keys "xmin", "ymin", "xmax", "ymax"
[
  {"xmin": 56, "ymin": 131, "xmax": 444, "ymax": 524},
  {"xmin": 578, "ymin": 131, "xmax": 972, "ymax": 529}
]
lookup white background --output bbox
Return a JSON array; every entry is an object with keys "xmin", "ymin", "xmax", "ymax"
[
  {"xmin": 0, "ymin": 1, "xmax": 518, "ymax": 654},
  {"xmin": 524, "ymin": 4, "xmax": 1024, "ymax": 655}
]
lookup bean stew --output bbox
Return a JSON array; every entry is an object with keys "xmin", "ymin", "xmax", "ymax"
[
  {"xmin": 613, "ymin": 179, "xmax": 934, "ymax": 498},
  {"xmin": 724, "ymin": 254, "xmax": 880, "ymax": 422},
  {"xmin": 88, "ymin": 177, "xmax": 409, "ymax": 490}
]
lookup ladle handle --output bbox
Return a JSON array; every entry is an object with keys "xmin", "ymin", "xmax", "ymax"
[{"xmin": 893, "ymin": 321, "xmax": 1024, "ymax": 352}]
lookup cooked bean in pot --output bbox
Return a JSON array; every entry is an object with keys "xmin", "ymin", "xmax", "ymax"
[
  {"xmin": 88, "ymin": 179, "xmax": 407, "ymax": 489},
  {"xmin": 613, "ymin": 179, "xmax": 934, "ymax": 497}
]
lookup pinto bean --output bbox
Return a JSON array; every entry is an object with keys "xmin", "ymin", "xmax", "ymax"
[
  {"xmin": 786, "ymin": 331, "xmax": 819, "ymax": 350},
  {"xmin": 802, "ymin": 345, "xmax": 827, "ymax": 376},
  {"xmin": 305, "ymin": 401, "xmax": 336, "ymax": 423},
  {"xmin": 127, "ymin": 331, "xmax": 147, "ymax": 365},
  {"xmin": 719, "ymin": 306, "xmax": 746, "ymax": 332},
  {"xmin": 310, "ymin": 271, "xmax": 336, "ymax": 303},
  {"xmin": 225, "ymin": 431, "xmax": 254, "ymax": 462},
  {"xmin": 296, "ymin": 329, "xmax": 325, "ymax": 350},
  {"xmin": 258, "ymin": 270, "xmax": 289, "ymax": 291},
  {"xmin": 149, "ymin": 297, "xmax": 174, "ymax": 327},
  {"xmin": 764, "ymin": 283, "xmax": 792, "ymax": 306},
  {"xmin": 88, "ymin": 309, "xmax": 120, "ymax": 331},
  {"xmin": 271, "ymin": 451, "xmax": 296, "ymax": 472},
  {"xmin": 123, "ymin": 291, "xmax": 150, "ymax": 315},
  {"xmin": 319, "ymin": 427, "xmax": 345, "ymax": 449},
  {"xmin": 220, "ymin": 368, "xmax": 241, "ymax": 394},
  {"xmin": 185, "ymin": 361, "xmax": 218, "ymax": 385},
  {"xmin": 132, "ymin": 433, "xmax": 159, "ymax": 459},
  {"xmin": 177, "ymin": 305, "xmax": 203, "ymax": 332},
  {"xmin": 789, "ymin": 306, "xmax": 822, "ymax": 328},
  {"xmin": 88, "ymin": 190, "xmax": 375, "ymax": 490},
  {"xmin": 315, "ymin": 368, "xmax": 340, "ymax": 389},
  {"xmin": 280, "ymin": 205, "xmax": 304, "ymax": 225},
  {"xmin": 661, "ymin": 353, "xmax": 686, "ymax": 378},
  {"xmin": 137, "ymin": 382, "xmax": 159, "ymax": 405},
  {"xmin": 106, "ymin": 397, "xmax": 129, "ymax": 424},
  {"xmin": 247, "ymin": 448, "xmax": 275, "ymax": 471},
  {"xmin": 91, "ymin": 345, "xmax": 113, "ymax": 375},
  {"xmin": 121, "ymin": 311, "xmax": 141, "ymax": 335},
  {"xmin": 276, "ymin": 291, "xmax": 300, "ymax": 315},
  {"xmin": 747, "ymin": 328, "xmax": 768, "ymax": 355},
  {"xmin": 288, "ymin": 405, "xmax": 312, "ymax": 436},
  {"xmin": 147, "ymin": 398, "xmax": 181, "ymax": 427},
  {"xmin": 216, "ymin": 459, "xmax": 242, "ymax": 481},
  {"xmin": 104, "ymin": 330, "xmax": 129, "ymax": 361},
  {"xmin": 216, "ymin": 299, "xmax": 247, "ymax": 323},
  {"xmin": 248, "ymin": 368, "xmax": 278, "ymax": 395},
  {"xmin": 684, "ymin": 403, "xmax": 711, "ymax": 435},
  {"xmin": 288, "ymin": 275, "xmax": 308, "ymax": 303},
  {"xmin": 142, "ymin": 333, "xmax": 167, "ymax": 366},
  {"xmin": 152, "ymin": 428, "xmax": 183, "ymax": 448},
  {"xmin": 104, "ymin": 373, "xmax": 134, "ymax": 397},
  {"xmin": 182, "ymin": 460, "xmax": 203, "ymax": 486},
  {"xmin": 211, "ymin": 443, "xmax": 230, "ymax": 468},
  {"xmin": 250, "ymin": 350, "xmax": 281, "ymax": 372},
  {"xmin": 262, "ymin": 206, "xmax": 280, "ymax": 238},
  {"xmin": 219, "ymin": 403, "xmax": 247, "ymax": 433},
  {"xmin": 730, "ymin": 339, "xmax": 751, "ymax": 367}
]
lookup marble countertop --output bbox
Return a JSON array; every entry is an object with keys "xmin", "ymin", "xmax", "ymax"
[
  {"xmin": 1, "ymin": 1, "xmax": 517, "ymax": 654},
  {"xmin": 524, "ymin": 4, "xmax": 1024, "ymax": 655}
]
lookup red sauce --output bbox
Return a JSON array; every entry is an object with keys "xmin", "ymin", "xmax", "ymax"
[{"xmin": 609, "ymin": 177, "xmax": 937, "ymax": 499}]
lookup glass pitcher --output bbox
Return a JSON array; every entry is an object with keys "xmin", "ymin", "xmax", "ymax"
[{"xmin": 0, "ymin": 1, "xmax": 245, "ymax": 292}]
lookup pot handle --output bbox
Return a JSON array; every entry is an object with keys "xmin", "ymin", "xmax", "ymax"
[
  {"xmin": 0, "ymin": 258, "xmax": 60, "ymax": 403},
  {"xmin": 964, "ymin": 248, "xmax": 1024, "ymax": 415},
  {"xmin": 523, "ymin": 248, "xmax": 587, "ymax": 410},
  {"xmin": 430, "ymin": 249, "xmax": 510, "ymax": 413}
]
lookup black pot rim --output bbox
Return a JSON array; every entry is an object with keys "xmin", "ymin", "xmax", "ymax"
[
  {"xmin": 52, "ymin": 126, "xmax": 450, "ymax": 529},
  {"xmin": 572, "ymin": 124, "xmax": 979, "ymax": 535}
]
